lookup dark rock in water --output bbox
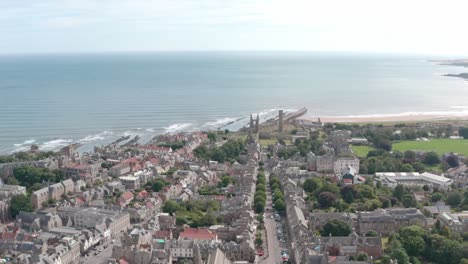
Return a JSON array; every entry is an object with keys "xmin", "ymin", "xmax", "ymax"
[{"xmin": 443, "ymin": 73, "xmax": 468, "ymax": 80}]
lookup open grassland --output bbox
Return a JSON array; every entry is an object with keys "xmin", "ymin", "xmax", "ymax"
[
  {"xmin": 353, "ymin": 139, "xmax": 468, "ymax": 157},
  {"xmin": 351, "ymin": 145, "xmax": 375, "ymax": 158},
  {"xmin": 393, "ymin": 139, "xmax": 468, "ymax": 156},
  {"xmin": 259, "ymin": 139, "xmax": 277, "ymax": 148}
]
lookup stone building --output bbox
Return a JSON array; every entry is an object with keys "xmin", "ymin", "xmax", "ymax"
[
  {"xmin": 0, "ymin": 185, "xmax": 27, "ymax": 200},
  {"xmin": 57, "ymin": 207, "xmax": 130, "ymax": 238}
]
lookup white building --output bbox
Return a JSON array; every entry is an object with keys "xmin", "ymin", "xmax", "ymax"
[
  {"xmin": 376, "ymin": 172, "xmax": 453, "ymax": 190},
  {"xmin": 420, "ymin": 172, "xmax": 453, "ymax": 190},
  {"xmin": 119, "ymin": 175, "xmax": 141, "ymax": 190},
  {"xmin": 334, "ymin": 157, "xmax": 360, "ymax": 175}
]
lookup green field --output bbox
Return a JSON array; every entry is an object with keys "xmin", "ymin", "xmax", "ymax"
[
  {"xmin": 351, "ymin": 145, "xmax": 375, "ymax": 157},
  {"xmin": 259, "ymin": 139, "xmax": 277, "ymax": 148},
  {"xmin": 352, "ymin": 139, "xmax": 468, "ymax": 157},
  {"xmin": 393, "ymin": 139, "xmax": 468, "ymax": 156}
]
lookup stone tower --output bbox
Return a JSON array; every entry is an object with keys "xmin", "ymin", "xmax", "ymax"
[
  {"xmin": 250, "ymin": 114, "xmax": 254, "ymax": 131},
  {"xmin": 278, "ymin": 110, "xmax": 284, "ymax": 132},
  {"xmin": 255, "ymin": 113, "xmax": 259, "ymax": 133}
]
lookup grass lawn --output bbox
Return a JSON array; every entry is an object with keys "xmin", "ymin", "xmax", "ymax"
[
  {"xmin": 259, "ymin": 139, "xmax": 277, "ymax": 148},
  {"xmin": 393, "ymin": 139, "xmax": 468, "ymax": 156},
  {"xmin": 351, "ymin": 145, "xmax": 375, "ymax": 157}
]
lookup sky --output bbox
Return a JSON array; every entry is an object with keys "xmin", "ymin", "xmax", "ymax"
[{"xmin": 1, "ymin": 0, "xmax": 468, "ymax": 55}]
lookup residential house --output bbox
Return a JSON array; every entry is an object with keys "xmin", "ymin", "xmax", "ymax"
[{"xmin": 119, "ymin": 192, "xmax": 134, "ymax": 207}]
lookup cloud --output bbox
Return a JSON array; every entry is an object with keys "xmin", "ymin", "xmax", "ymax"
[{"xmin": 1, "ymin": 0, "xmax": 468, "ymax": 54}]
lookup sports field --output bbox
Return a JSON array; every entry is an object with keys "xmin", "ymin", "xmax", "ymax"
[
  {"xmin": 393, "ymin": 139, "xmax": 468, "ymax": 156},
  {"xmin": 352, "ymin": 139, "xmax": 468, "ymax": 157}
]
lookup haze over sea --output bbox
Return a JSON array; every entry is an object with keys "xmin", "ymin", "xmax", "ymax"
[{"xmin": 1, "ymin": 52, "xmax": 468, "ymax": 154}]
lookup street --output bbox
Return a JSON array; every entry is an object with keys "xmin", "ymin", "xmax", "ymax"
[
  {"xmin": 83, "ymin": 244, "xmax": 113, "ymax": 264},
  {"xmin": 260, "ymin": 172, "xmax": 286, "ymax": 264}
]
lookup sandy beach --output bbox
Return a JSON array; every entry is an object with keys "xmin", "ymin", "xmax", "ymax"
[{"xmin": 300, "ymin": 113, "xmax": 468, "ymax": 123}]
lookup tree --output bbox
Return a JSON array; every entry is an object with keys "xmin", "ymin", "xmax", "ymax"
[
  {"xmin": 400, "ymin": 163, "xmax": 414, "ymax": 172},
  {"xmin": 378, "ymin": 197, "xmax": 390, "ymax": 208},
  {"xmin": 6, "ymin": 177, "xmax": 19, "ymax": 185},
  {"xmin": 393, "ymin": 185, "xmax": 405, "ymax": 200},
  {"xmin": 255, "ymin": 235, "xmax": 263, "ymax": 247},
  {"xmin": 411, "ymin": 162, "xmax": 426, "ymax": 172},
  {"xmin": 321, "ymin": 219, "xmax": 352, "ymax": 236},
  {"xmin": 403, "ymin": 150, "xmax": 416, "ymax": 162},
  {"xmin": 399, "ymin": 226, "xmax": 426, "ymax": 256},
  {"xmin": 340, "ymin": 185, "xmax": 358, "ymax": 203},
  {"xmin": 431, "ymin": 192, "xmax": 444, "ymax": 202},
  {"xmin": 423, "ymin": 152, "xmax": 440, "ymax": 165},
  {"xmin": 254, "ymin": 201, "xmax": 265, "ymax": 213},
  {"xmin": 9, "ymin": 194, "xmax": 33, "ymax": 217},
  {"xmin": 356, "ymin": 184, "xmax": 375, "ymax": 199},
  {"xmin": 176, "ymin": 216, "xmax": 188, "ymax": 226},
  {"xmin": 303, "ymin": 178, "xmax": 322, "ymax": 193},
  {"xmin": 13, "ymin": 166, "xmax": 62, "ymax": 188},
  {"xmin": 199, "ymin": 213, "xmax": 217, "ymax": 226},
  {"xmin": 447, "ymin": 191, "xmax": 462, "ymax": 206},
  {"xmin": 366, "ymin": 230, "xmax": 378, "ymax": 237},
  {"xmin": 459, "ymin": 127, "xmax": 468, "ymax": 139},
  {"xmin": 207, "ymin": 132, "xmax": 216, "ymax": 143},
  {"xmin": 390, "ymin": 248, "xmax": 410, "ymax": 264},
  {"xmin": 318, "ymin": 192, "xmax": 337, "ymax": 208},
  {"xmin": 274, "ymin": 199, "xmax": 285, "ymax": 213},
  {"xmin": 355, "ymin": 252, "xmax": 368, "ymax": 261},
  {"xmin": 446, "ymin": 154, "xmax": 460, "ymax": 168},
  {"xmin": 162, "ymin": 200, "xmax": 180, "ymax": 215},
  {"xmin": 151, "ymin": 180, "xmax": 167, "ymax": 192},
  {"xmin": 218, "ymin": 175, "xmax": 233, "ymax": 188},
  {"xmin": 402, "ymin": 194, "xmax": 417, "ymax": 208},
  {"xmin": 426, "ymin": 234, "xmax": 463, "ymax": 264},
  {"xmin": 273, "ymin": 189, "xmax": 284, "ymax": 203}
]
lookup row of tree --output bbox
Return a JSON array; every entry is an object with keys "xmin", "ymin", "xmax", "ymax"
[
  {"xmin": 269, "ymin": 175, "xmax": 285, "ymax": 213},
  {"xmin": 162, "ymin": 199, "xmax": 220, "ymax": 228},
  {"xmin": 383, "ymin": 225, "xmax": 467, "ymax": 264},
  {"xmin": 0, "ymin": 151, "xmax": 55, "ymax": 164},
  {"xmin": 303, "ymin": 176, "xmax": 419, "ymax": 212},
  {"xmin": 359, "ymin": 149, "xmax": 451, "ymax": 174},
  {"xmin": 193, "ymin": 139, "xmax": 245, "ymax": 163},
  {"xmin": 12, "ymin": 166, "xmax": 64, "ymax": 190},
  {"xmin": 254, "ymin": 172, "xmax": 267, "ymax": 214}
]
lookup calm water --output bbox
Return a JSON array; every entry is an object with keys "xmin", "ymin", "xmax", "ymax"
[{"xmin": 0, "ymin": 52, "xmax": 467, "ymax": 154}]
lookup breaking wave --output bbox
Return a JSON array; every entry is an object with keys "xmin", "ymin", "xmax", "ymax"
[
  {"xmin": 163, "ymin": 123, "xmax": 192, "ymax": 133},
  {"xmin": 40, "ymin": 139, "xmax": 73, "ymax": 151},
  {"xmin": 204, "ymin": 117, "xmax": 237, "ymax": 127},
  {"xmin": 78, "ymin": 131, "xmax": 114, "ymax": 143}
]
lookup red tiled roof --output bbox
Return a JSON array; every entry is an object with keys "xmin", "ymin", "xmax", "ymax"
[
  {"xmin": 179, "ymin": 228, "xmax": 216, "ymax": 241},
  {"xmin": 65, "ymin": 163, "xmax": 89, "ymax": 170},
  {"xmin": 343, "ymin": 178, "xmax": 353, "ymax": 184},
  {"xmin": 138, "ymin": 190, "xmax": 149, "ymax": 197},
  {"xmin": 130, "ymin": 145, "xmax": 172, "ymax": 152},
  {"xmin": 213, "ymin": 195, "xmax": 225, "ymax": 200},
  {"xmin": 149, "ymin": 158, "xmax": 160, "ymax": 164},
  {"xmin": 153, "ymin": 230, "xmax": 171, "ymax": 239},
  {"xmin": 121, "ymin": 191, "xmax": 134, "ymax": 201},
  {"xmin": 0, "ymin": 232, "xmax": 16, "ymax": 240},
  {"xmin": 119, "ymin": 257, "xmax": 129, "ymax": 264}
]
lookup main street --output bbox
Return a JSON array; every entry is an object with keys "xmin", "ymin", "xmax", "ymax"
[
  {"xmin": 82, "ymin": 244, "xmax": 113, "ymax": 264},
  {"xmin": 260, "ymin": 171, "xmax": 285, "ymax": 264}
]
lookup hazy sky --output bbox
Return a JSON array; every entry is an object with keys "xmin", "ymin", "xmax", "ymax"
[{"xmin": 2, "ymin": 0, "xmax": 468, "ymax": 55}]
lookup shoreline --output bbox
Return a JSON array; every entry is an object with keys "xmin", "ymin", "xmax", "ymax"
[{"xmin": 300, "ymin": 113, "xmax": 468, "ymax": 123}]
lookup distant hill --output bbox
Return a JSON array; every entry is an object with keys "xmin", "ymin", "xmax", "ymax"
[{"xmin": 444, "ymin": 72, "xmax": 468, "ymax": 80}]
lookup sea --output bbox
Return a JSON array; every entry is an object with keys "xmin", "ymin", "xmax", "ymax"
[{"xmin": 1, "ymin": 51, "xmax": 467, "ymax": 154}]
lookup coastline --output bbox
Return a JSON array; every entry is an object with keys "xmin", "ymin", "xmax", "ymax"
[{"xmin": 300, "ymin": 113, "xmax": 468, "ymax": 123}]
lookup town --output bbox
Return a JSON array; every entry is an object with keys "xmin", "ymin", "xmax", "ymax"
[{"xmin": 0, "ymin": 110, "xmax": 467, "ymax": 264}]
